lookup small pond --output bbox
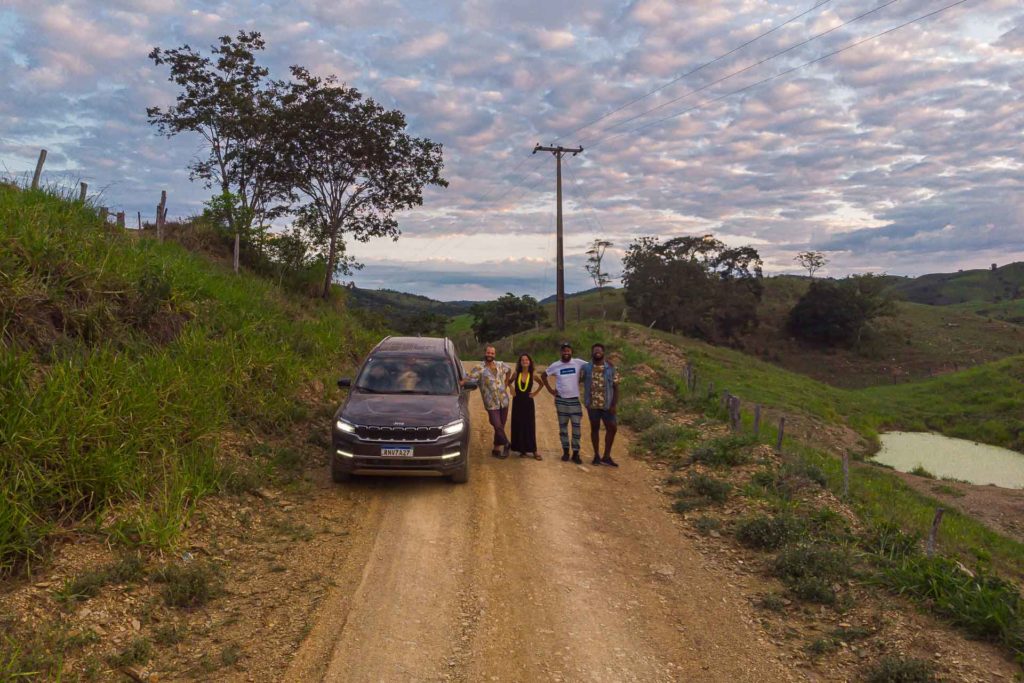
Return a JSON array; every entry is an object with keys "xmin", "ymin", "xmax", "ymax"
[{"xmin": 872, "ymin": 432, "xmax": 1024, "ymax": 489}]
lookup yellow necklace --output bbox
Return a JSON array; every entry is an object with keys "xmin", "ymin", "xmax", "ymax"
[{"xmin": 517, "ymin": 372, "xmax": 530, "ymax": 392}]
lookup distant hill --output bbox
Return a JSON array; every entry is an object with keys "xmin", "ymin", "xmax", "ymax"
[
  {"xmin": 538, "ymin": 286, "xmax": 613, "ymax": 305},
  {"xmin": 345, "ymin": 287, "xmax": 475, "ymax": 318},
  {"xmin": 888, "ymin": 262, "xmax": 1024, "ymax": 305}
]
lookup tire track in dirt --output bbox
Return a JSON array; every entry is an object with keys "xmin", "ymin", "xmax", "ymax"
[{"xmin": 286, "ymin": 363, "xmax": 796, "ymax": 681}]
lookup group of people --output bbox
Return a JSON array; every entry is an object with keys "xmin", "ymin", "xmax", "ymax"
[{"xmin": 464, "ymin": 341, "xmax": 620, "ymax": 466}]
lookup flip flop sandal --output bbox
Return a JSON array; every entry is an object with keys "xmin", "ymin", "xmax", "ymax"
[{"xmin": 534, "ymin": 453, "xmax": 543, "ymax": 460}]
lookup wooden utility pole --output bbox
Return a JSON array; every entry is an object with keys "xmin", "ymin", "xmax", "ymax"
[
  {"xmin": 533, "ymin": 143, "xmax": 583, "ymax": 331},
  {"xmin": 31, "ymin": 149, "xmax": 47, "ymax": 190}
]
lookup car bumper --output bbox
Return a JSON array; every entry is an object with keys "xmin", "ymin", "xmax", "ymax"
[{"xmin": 332, "ymin": 430, "xmax": 467, "ymax": 474}]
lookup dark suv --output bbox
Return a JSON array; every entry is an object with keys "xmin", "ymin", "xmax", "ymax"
[{"xmin": 331, "ymin": 336, "xmax": 476, "ymax": 483}]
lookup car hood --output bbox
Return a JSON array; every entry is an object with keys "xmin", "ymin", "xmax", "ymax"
[{"xmin": 339, "ymin": 393, "xmax": 461, "ymax": 427}]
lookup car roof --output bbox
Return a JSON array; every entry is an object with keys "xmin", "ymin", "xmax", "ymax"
[{"xmin": 373, "ymin": 336, "xmax": 451, "ymax": 357}]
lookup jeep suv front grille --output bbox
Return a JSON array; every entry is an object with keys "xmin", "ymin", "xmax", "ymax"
[{"xmin": 354, "ymin": 425, "xmax": 443, "ymax": 442}]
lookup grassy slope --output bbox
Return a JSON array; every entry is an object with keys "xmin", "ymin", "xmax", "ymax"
[
  {"xmin": 0, "ymin": 186, "xmax": 378, "ymax": 573},
  {"xmin": 542, "ymin": 277, "xmax": 1024, "ymax": 388},
  {"xmin": 510, "ymin": 321, "xmax": 1024, "ymax": 453},
  {"xmin": 507, "ymin": 322, "xmax": 1024, "ymax": 580},
  {"xmin": 890, "ymin": 262, "xmax": 1024, "ymax": 305}
]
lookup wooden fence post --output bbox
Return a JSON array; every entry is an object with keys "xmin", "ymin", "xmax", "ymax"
[
  {"xmin": 99, "ymin": 207, "xmax": 108, "ymax": 222},
  {"xmin": 116, "ymin": 211, "xmax": 125, "ymax": 228},
  {"xmin": 776, "ymin": 417, "xmax": 786, "ymax": 453},
  {"xmin": 753, "ymin": 404, "xmax": 761, "ymax": 437},
  {"xmin": 137, "ymin": 211, "xmax": 142, "ymax": 229},
  {"xmin": 156, "ymin": 190, "xmax": 167, "ymax": 241},
  {"xmin": 78, "ymin": 182, "xmax": 88, "ymax": 202},
  {"xmin": 842, "ymin": 452, "xmax": 850, "ymax": 499},
  {"xmin": 31, "ymin": 149, "xmax": 47, "ymax": 190},
  {"xmin": 926, "ymin": 507, "xmax": 945, "ymax": 557},
  {"xmin": 730, "ymin": 396, "xmax": 741, "ymax": 433},
  {"xmin": 706, "ymin": 381, "xmax": 714, "ymax": 400}
]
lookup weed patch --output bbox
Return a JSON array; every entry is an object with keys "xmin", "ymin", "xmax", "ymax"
[
  {"xmin": 638, "ymin": 423, "xmax": 698, "ymax": 458},
  {"xmin": 909, "ymin": 465, "xmax": 936, "ymax": 479},
  {"xmin": 735, "ymin": 514, "xmax": 804, "ymax": 551},
  {"xmin": 880, "ymin": 555, "xmax": 1024, "ymax": 658},
  {"xmin": 861, "ymin": 655, "xmax": 937, "ymax": 683},
  {"xmin": 773, "ymin": 543, "xmax": 850, "ymax": 605},
  {"xmin": 108, "ymin": 637, "xmax": 152, "ymax": 668},
  {"xmin": 154, "ymin": 562, "xmax": 218, "ymax": 609},
  {"xmin": 690, "ymin": 434, "xmax": 754, "ymax": 467}
]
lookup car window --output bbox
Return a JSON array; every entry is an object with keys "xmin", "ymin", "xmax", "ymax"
[{"xmin": 355, "ymin": 356, "xmax": 457, "ymax": 395}]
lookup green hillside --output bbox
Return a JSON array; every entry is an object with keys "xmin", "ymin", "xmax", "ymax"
[
  {"xmin": 509, "ymin": 322, "xmax": 1024, "ymax": 454},
  {"xmin": 889, "ymin": 262, "xmax": 1024, "ymax": 305},
  {"xmin": 0, "ymin": 185, "xmax": 378, "ymax": 574}
]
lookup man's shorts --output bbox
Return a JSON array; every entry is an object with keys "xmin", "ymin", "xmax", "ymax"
[{"xmin": 587, "ymin": 408, "xmax": 617, "ymax": 426}]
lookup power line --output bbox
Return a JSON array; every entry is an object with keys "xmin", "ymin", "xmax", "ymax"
[
  {"xmin": 554, "ymin": 0, "xmax": 836, "ymax": 143},
  {"xmin": 581, "ymin": 0, "xmax": 904, "ymax": 148},
  {"xmin": 587, "ymin": 0, "xmax": 969, "ymax": 151}
]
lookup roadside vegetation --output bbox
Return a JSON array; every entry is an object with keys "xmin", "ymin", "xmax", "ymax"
[
  {"xmin": 0, "ymin": 184, "xmax": 378, "ymax": 576},
  {"xmin": 512, "ymin": 322, "xmax": 1024, "ymax": 668}
]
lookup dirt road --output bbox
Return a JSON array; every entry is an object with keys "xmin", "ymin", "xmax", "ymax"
[{"xmin": 286, "ymin": 371, "xmax": 796, "ymax": 682}]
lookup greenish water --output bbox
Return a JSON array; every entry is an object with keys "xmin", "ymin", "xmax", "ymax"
[{"xmin": 873, "ymin": 432, "xmax": 1024, "ymax": 489}]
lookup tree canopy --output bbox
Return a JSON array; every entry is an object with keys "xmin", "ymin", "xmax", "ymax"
[
  {"xmin": 787, "ymin": 274, "xmax": 895, "ymax": 346},
  {"xmin": 469, "ymin": 293, "xmax": 547, "ymax": 342},
  {"xmin": 621, "ymin": 235, "xmax": 763, "ymax": 341}
]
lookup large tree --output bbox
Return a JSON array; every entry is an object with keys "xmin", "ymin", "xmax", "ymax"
[
  {"xmin": 621, "ymin": 235, "xmax": 763, "ymax": 341},
  {"xmin": 147, "ymin": 31, "xmax": 285, "ymax": 273},
  {"xmin": 469, "ymin": 293, "xmax": 547, "ymax": 342},
  {"xmin": 787, "ymin": 273, "xmax": 895, "ymax": 346},
  {"xmin": 277, "ymin": 68, "xmax": 448, "ymax": 298},
  {"xmin": 794, "ymin": 250, "xmax": 829, "ymax": 278},
  {"xmin": 584, "ymin": 239, "xmax": 613, "ymax": 318}
]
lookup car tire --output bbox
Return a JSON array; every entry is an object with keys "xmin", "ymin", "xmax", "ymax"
[
  {"xmin": 449, "ymin": 457, "xmax": 469, "ymax": 484},
  {"xmin": 331, "ymin": 455, "xmax": 353, "ymax": 483}
]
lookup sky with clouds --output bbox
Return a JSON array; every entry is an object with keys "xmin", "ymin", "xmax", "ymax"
[{"xmin": 1, "ymin": 0, "xmax": 1021, "ymax": 301}]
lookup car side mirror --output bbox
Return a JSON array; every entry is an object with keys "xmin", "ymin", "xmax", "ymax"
[
  {"xmin": 337, "ymin": 378, "xmax": 352, "ymax": 389},
  {"xmin": 462, "ymin": 380, "xmax": 478, "ymax": 391}
]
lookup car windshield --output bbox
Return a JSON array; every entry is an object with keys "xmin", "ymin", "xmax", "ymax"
[{"xmin": 354, "ymin": 356, "xmax": 457, "ymax": 395}]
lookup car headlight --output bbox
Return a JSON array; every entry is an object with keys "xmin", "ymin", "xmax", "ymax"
[
  {"xmin": 442, "ymin": 420, "xmax": 464, "ymax": 436},
  {"xmin": 336, "ymin": 418, "xmax": 356, "ymax": 434}
]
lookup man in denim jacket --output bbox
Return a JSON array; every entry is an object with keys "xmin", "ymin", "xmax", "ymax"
[{"xmin": 580, "ymin": 343, "xmax": 620, "ymax": 467}]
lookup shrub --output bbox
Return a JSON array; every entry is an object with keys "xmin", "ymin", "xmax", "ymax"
[
  {"xmin": 773, "ymin": 543, "xmax": 850, "ymax": 604},
  {"xmin": 861, "ymin": 656, "xmax": 937, "ymax": 683},
  {"xmin": 154, "ymin": 562, "xmax": 217, "ymax": 609},
  {"xmin": 735, "ymin": 514, "xmax": 804, "ymax": 551},
  {"xmin": 618, "ymin": 402, "xmax": 658, "ymax": 431},
  {"xmin": 690, "ymin": 435, "xmax": 753, "ymax": 467},
  {"xmin": 863, "ymin": 521, "xmax": 921, "ymax": 562},
  {"xmin": 781, "ymin": 460, "xmax": 827, "ymax": 488},
  {"xmin": 909, "ymin": 465, "xmax": 935, "ymax": 479},
  {"xmin": 687, "ymin": 473, "xmax": 731, "ymax": 503},
  {"xmin": 639, "ymin": 423, "xmax": 697, "ymax": 457},
  {"xmin": 108, "ymin": 637, "xmax": 152, "ymax": 668},
  {"xmin": 880, "ymin": 555, "xmax": 1024, "ymax": 658},
  {"xmin": 693, "ymin": 516, "xmax": 722, "ymax": 536}
]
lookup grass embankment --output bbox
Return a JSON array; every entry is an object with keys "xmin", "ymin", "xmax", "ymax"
[
  {"xmin": 510, "ymin": 322, "xmax": 1024, "ymax": 663},
  {"xmin": 0, "ymin": 186, "xmax": 378, "ymax": 574}
]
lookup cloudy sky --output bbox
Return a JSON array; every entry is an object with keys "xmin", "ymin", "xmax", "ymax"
[{"xmin": 1, "ymin": 0, "xmax": 1022, "ymax": 300}]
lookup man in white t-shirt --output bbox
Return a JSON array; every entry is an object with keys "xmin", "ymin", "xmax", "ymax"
[{"xmin": 542, "ymin": 341, "xmax": 587, "ymax": 463}]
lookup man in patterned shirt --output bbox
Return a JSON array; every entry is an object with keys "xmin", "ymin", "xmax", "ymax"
[
  {"xmin": 581, "ymin": 343, "xmax": 620, "ymax": 467},
  {"xmin": 464, "ymin": 345, "xmax": 512, "ymax": 458}
]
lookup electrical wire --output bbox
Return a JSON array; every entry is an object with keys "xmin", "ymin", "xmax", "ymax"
[
  {"xmin": 580, "ymin": 0, "xmax": 904, "ymax": 148},
  {"xmin": 553, "ymin": 0, "xmax": 837, "ymax": 143},
  {"xmin": 586, "ymin": 0, "xmax": 970, "ymax": 151}
]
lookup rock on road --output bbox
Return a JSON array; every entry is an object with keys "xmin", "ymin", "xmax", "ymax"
[{"xmin": 285, "ymin": 365, "xmax": 795, "ymax": 682}]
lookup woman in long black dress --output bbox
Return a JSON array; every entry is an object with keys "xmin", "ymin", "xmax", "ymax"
[{"xmin": 508, "ymin": 354, "xmax": 542, "ymax": 459}]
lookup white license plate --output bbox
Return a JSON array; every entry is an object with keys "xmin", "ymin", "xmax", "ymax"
[{"xmin": 380, "ymin": 446, "xmax": 414, "ymax": 457}]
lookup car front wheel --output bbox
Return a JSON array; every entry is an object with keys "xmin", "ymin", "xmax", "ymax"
[
  {"xmin": 331, "ymin": 454, "xmax": 353, "ymax": 483},
  {"xmin": 449, "ymin": 456, "xmax": 469, "ymax": 484}
]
